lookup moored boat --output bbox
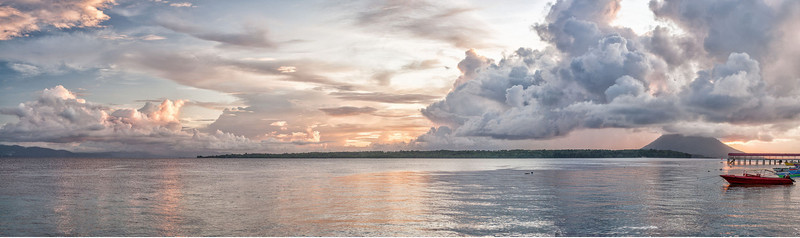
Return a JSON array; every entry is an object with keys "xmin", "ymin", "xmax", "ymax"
[
  {"xmin": 720, "ymin": 171, "xmax": 793, "ymax": 185},
  {"xmin": 774, "ymin": 163, "xmax": 800, "ymax": 178}
]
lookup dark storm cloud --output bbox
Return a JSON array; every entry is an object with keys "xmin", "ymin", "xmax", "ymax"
[
  {"xmin": 681, "ymin": 53, "xmax": 800, "ymax": 123},
  {"xmin": 650, "ymin": 0, "xmax": 779, "ymax": 61},
  {"xmin": 566, "ymin": 34, "xmax": 651, "ymax": 99},
  {"xmin": 416, "ymin": 0, "xmax": 800, "ymax": 147},
  {"xmin": 533, "ymin": 0, "xmax": 622, "ymax": 56},
  {"xmin": 641, "ymin": 26, "xmax": 703, "ymax": 67}
]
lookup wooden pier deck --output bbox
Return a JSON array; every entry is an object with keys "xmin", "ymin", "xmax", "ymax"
[{"xmin": 727, "ymin": 153, "xmax": 800, "ymax": 165}]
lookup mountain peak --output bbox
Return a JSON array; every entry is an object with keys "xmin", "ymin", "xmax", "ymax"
[{"xmin": 641, "ymin": 134, "xmax": 742, "ymax": 158}]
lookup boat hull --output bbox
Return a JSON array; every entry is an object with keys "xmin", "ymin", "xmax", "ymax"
[{"xmin": 720, "ymin": 175, "xmax": 793, "ymax": 185}]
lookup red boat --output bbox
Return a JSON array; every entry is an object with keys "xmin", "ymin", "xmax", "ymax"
[{"xmin": 720, "ymin": 171, "xmax": 794, "ymax": 185}]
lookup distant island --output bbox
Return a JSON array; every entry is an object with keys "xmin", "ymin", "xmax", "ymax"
[
  {"xmin": 0, "ymin": 144, "xmax": 91, "ymax": 158},
  {"xmin": 199, "ymin": 149, "xmax": 694, "ymax": 159},
  {"xmin": 0, "ymin": 144, "xmax": 150, "ymax": 158},
  {"xmin": 641, "ymin": 134, "xmax": 742, "ymax": 158}
]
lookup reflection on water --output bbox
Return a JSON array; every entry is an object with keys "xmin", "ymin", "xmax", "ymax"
[
  {"xmin": 156, "ymin": 160, "xmax": 183, "ymax": 236},
  {"xmin": 2, "ymin": 158, "xmax": 800, "ymax": 236},
  {"xmin": 270, "ymin": 171, "xmax": 435, "ymax": 236},
  {"xmin": 53, "ymin": 163, "xmax": 75, "ymax": 236}
]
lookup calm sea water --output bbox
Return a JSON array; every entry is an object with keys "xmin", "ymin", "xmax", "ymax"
[{"xmin": 0, "ymin": 157, "xmax": 798, "ymax": 236}]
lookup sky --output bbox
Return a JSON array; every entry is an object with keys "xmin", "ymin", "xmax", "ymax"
[{"xmin": 1, "ymin": 0, "xmax": 800, "ymax": 156}]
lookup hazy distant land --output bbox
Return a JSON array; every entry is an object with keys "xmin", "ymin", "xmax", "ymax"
[
  {"xmin": 199, "ymin": 149, "xmax": 694, "ymax": 159},
  {"xmin": 0, "ymin": 144, "xmax": 150, "ymax": 158},
  {"xmin": 0, "ymin": 144, "xmax": 98, "ymax": 158},
  {"xmin": 5, "ymin": 133, "xmax": 738, "ymax": 159}
]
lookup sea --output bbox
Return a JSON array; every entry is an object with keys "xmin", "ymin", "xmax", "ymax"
[{"xmin": 1, "ymin": 157, "xmax": 798, "ymax": 236}]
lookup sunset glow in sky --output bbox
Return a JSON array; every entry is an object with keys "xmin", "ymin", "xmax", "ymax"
[{"xmin": 2, "ymin": 0, "xmax": 800, "ymax": 156}]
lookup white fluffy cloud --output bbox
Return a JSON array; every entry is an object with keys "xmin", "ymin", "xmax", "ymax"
[
  {"xmin": 0, "ymin": 86, "xmax": 261, "ymax": 156},
  {"xmin": 416, "ymin": 0, "xmax": 800, "ymax": 147},
  {"xmin": 0, "ymin": 0, "xmax": 115, "ymax": 40}
]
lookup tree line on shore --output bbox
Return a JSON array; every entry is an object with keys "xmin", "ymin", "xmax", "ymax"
[{"xmin": 198, "ymin": 149, "xmax": 694, "ymax": 158}]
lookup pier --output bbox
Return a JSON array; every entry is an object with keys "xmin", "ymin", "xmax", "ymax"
[{"xmin": 727, "ymin": 153, "xmax": 800, "ymax": 165}]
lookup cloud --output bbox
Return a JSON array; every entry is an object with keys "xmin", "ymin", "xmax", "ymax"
[
  {"xmin": 140, "ymin": 34, "xmax": 166, "ymax": 40},
  {"xmin": 91, "ymin": 44, "xmax": 437, "ymax": 151},
  {"xmin": 409, "ymin": 126, "xmax": 501, "ymax": 150},
  {"xmin": 319, "ymin": 106, "xmax": 378, "ymax": 116},
  {"xmin": 157, "ymin": 17, "xmax": 277, "ymax": 49},
  {"xmin": 201, "ymin": 91, "xmax": 328, "ymax": 143},
  {"xmin": 452, "ymin": 49, "xmax": 492, "ymax": 87},
  {"xmin": 119, "ymin": 50, "xmax": 356, "ymax": 92},
  {"xmin": 330, "ymin": 92, "xmax": 440, "ymax": 104},
  {"xmin": 0, "ymin": 86, "xmax": 261, "ymax": 156},
  {"xmin": 354, "ymin": 0, "xmax": 495, "ymax": 48},
  {"xmin": 0, "ymin": 0, "xmax": 115, "ymax": 40},
  {"xmin": 649, "ymin": 0, "xmax": 800, "ymax": 95},
  {"xmin": 7, "ymin": 62, "xmax": 41, "ymax": 76},
  {"xmin": 202, "ymin": 88, "xmax": 433, "ymax": 150},
  {"xmin": 533, "ymin": 0, "xmax": 623, "ymax": 56},
  {"xmin": 650, "ymin": 0, "xmax": 779, "ymax": 61},
  {"xmin": 169, "ymin": 2, "xmax": 194, "ymax": 8},
  {"xmin": 418, "ymin": 0, "xmax": 800, "ymax": 144},
  {"xmin": 567, "ymin": 34, "xmax": 651, "ymax": 99},
  {"xmin": 401, "ymin": 59, "xmax": 440, "ymax": 70},
  {"xmin": 367, "ymin": 59, "xmax": 442, "ymax": 87},
  {"xmin": 642, "ymin": 26, "xmax": 703, "ymax": 68},
  {"xmin": 0, "ymin": 30, "xmax": 121, "ymax": 72}
]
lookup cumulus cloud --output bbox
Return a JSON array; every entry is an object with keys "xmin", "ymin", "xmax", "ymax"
[
  {"xmin": 411, "ymin": 126, "xmax": 500, "ymax": 150},
  {"xmin": 452, "ymin": 49, "xmax": 492, "ymax": 87},
  {"xmin": 416, "ymin": 0, "xmax": 800, "ymax": 146},
  {"xmin": 533, "ymin": 0, "xmax": 623, "ymax": 56},
  {"xmin": 650, "ymin": 0, "xmax": 778, "ymax": 61},
  {"xmin": 0, "ymin": 0, "xmax": 115, "ymax": 40},
  {"xmin": 649, "ymin": 0, "xmax": 800, "ymax": 94},
  {"xmin": 0, "ymin": 86, "xmax": 261, "ymax": 156}
]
